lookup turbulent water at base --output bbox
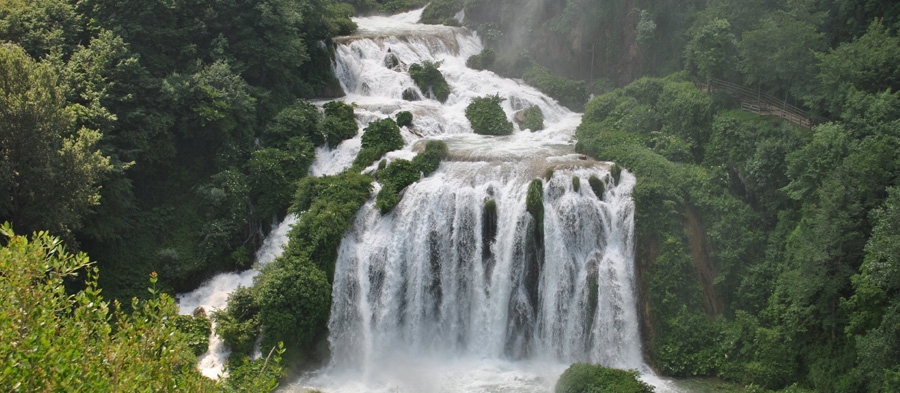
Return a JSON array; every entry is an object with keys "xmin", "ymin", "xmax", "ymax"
[{"xmin": 290, "ymin": 8, "xmax": 679, "ymax": 393}]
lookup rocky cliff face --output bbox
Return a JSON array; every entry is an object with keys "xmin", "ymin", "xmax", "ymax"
[{"xmin": 466, "ymin": 0, "xmax": 646, "ymax": 87}]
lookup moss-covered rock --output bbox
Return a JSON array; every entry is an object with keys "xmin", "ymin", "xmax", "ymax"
[
  {"xmin": 610, "ymin": 163, "xmax": 622, "ymax": 185},
  {"xmin": 375, "ymin": 141, "xmax": 449, "ymax": 214},
  {"xmin": 466, "ymin": 48, "xmax": 496, "ymax": 70},
  {"xmin": 321, "ymin": 101, "xmax": 358, "ymax": 146},
  {"xmin": 402, "ymin": 87, "xmax": 421, "ymax": 101},
  {"xmin": 555, "ymin": 363, "xmax": 654, "ymax": 393},
  {"xmin": 526, "ymin": 179, "xmax": 544, "ymax": 235},
  {"xmin": 409, "ymin": 61, "xmax": 450, "ymax": 103},
  {"xmin": 354, "ymin": 118, "xmax": 404, "ymax": 168},
  {"xmin": 572, "ymin": 176, "xmax": 581, "ymax": 192},
  {"xmin": 466, "ymin": 94, "xmax": 513, "ymax": 135},
  {"xmin": 384, "ymin": 53, "xmax": 400, "ymax": 68},
  {"xmin": 396, "ymin": 110, "xmax": 413, "ymax": 128},
  {"xmin": 588, "ymin": 175, "xmax": 605, "ymax": 200},
  {"xmin": 520, "ymin": 106, "xmax": 544, "ymax": 131}
]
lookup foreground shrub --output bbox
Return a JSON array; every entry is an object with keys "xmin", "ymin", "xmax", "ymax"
[
  {"xmin": 0, "ymin": 223, "xmax": 226, "ymax": 391},
  {"xmin": 555, "ymin": 363, "xmax": 654, "ymax": 393},
  {"xmin": 466, "ymin": 94, "xmax": 513, "ymax": 135}
]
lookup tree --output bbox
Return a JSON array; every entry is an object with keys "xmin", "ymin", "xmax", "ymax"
[
  {"xmin": 0, "ymin": 0, "xmax": 85, "ymax": 59},
  {"xmin": 684, "ymin": 18, "xmax": 737, "ymax": 83},
  {"xmin": 848, "ymin": 187, "xmax": 900, "ymax": 391},
  {"xmin": 255, "ymin": 256, "xmax": 331, "ymax": 351},
  {"xmin": 0, "ymin": 43, "xmax": 111, "ymax": 237},
  {"xmin": 738, "ymin": 6, "xmax": 825, "ymax": 100},
  {"xmin": 0, "ymin": 223, "xmax": 218, "ymax": 391},
  {"xmin": 813, "ymin": 19, "xmax": 900, "ymax": 117},
  {"xmin": 264, "ymin": 99, "xmax": 324, "ymax": 147}
]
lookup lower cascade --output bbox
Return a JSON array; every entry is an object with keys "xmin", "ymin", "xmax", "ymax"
[{"xmin": 331, "ymin": 159, "xmax": 641, "ymax": 366}]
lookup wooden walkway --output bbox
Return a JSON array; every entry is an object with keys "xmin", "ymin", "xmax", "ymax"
[{"xmin": 695, "ymin": 79, "xmax": 815, "ymax": 129}]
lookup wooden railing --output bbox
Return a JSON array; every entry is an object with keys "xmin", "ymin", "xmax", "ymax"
[{"xmin": 696, "ymin": 79, "xmax": 815, "ymax": 129}]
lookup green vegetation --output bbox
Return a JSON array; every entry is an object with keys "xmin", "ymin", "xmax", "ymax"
[
  {"xmin": 520, "ymin": 106, "xmax": 544, "ymax": 131},
  {"xmin": 466, "ymin": 48, "xmax": 496, "ymax": 70},
  {"xmin": 375, "ymin": 140, "xmax": 448, "ymax": 213},
  {"xmin": 396, "ymin": 110, "xmax": 413, "ymax": 128},
  {"xmin": 0, "ymin": 0, "xmax": 364, "ymax": 386},
  {"xmin": 376, "ymin": 159, "xmax": 418, "ymax": 213},
  {"xmin": 610, "ymin": 164, "xmax": 622, "ymax": 185},
  {"xmin": 0, "ymin": 0, "xmax": 358, "ymax": 304},
  {"xmin": 420, "ymin": 0, "xmax": 463, "ymax": 25},
  {"xmin": 588, "ymin": 175, "xmax": 605, "ymax": 200},
  {"xmin": 354, "ymin": 118, "xmax": 405, "ymax": 169},
  {"xmin": 175, "ymin": 310, "xmax": 213, "ymax": 356},
  {"xmin": 0, "ymin": 223, "xmax": 281, "ymax": 391},
  {"xmin": 555, "ymin": 363, "xmax": 654, "ymax": 393},
  {"xmin": 341, "ymin": 0, "xmax": 428, "ymax": 15},
  {"xmin": 213, "ymin": 286, "xmax": 260, "ymax": 355},
  {"xmin": 572, "ymin": 176, "xmax": 581, "ymax": 192},
  {"xmin": 577, "ymin": 18, "xmax": 900, "ymax": 386},
  {"xmin": 0, "ymin": 44, "xmax": 111, "ymax": 240},
  {"xmin": 522, "ymin": 64, "xmax": 589, "ymax": 112},
  {"xmin": 409, "ymin": 61, "xmax": 451, "ymax": 103},
  {"xmin": 5, "ymin": 0, "xmax": 900, "ymax": 389},
  {"xmin": 215, "ymin": 171, "xmax": 372, "ymax": 372},
  {"xmin": 466, "ymin": 94, "xmax": 513, "ymax": 135},
  {"xmin": 322, "ymin": 101, "xmax": 359, "ymax": 146},
  {"xmin": 526, "ymin": 179, "xmax": 544, "ymax": 235}
]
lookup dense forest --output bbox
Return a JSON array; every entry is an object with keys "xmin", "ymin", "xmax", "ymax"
[{"xmin": 3, "ymin": 0, "xmax": 900, "ymax": 391}]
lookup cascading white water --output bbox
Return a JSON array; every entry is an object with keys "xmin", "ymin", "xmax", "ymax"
[
  {"xmin": 327, "ymin": 160, "xmax": 641, "ymax": 365},
  {"xmin": 176, "ymin": 214, "xmax": 297, "ymax": 379},
  {"xmin": 291, "ymin": 8, "xmax": 679, "ymax": 393}
]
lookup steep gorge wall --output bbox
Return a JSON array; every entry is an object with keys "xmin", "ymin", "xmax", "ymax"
[{"xmin": 465, "ymin": 0, "xmax": 695, "ymax": 87}]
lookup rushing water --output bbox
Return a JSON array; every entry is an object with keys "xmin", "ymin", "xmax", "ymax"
[
  {"xmin": 288, "ymin": 8, "xmax": 677, "ymax": 393},
  {"xmin": 176, "ymin": 215, "xmax": 297, "ymax": 379},
  {"xmin": 179, "ymin": 7, "xmax": 681, "ymax": 393}
]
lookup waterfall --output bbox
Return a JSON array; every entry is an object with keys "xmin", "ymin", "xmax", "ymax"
[
  {"xmin": 291, "ymin": 8, "xmax": 671, "ymax": 393},
  {"xmin": 327, "ymin": 161, "xmax": 641, "ymax": 366},
  {"xmin": 176, "ymin": 214, "xmax": 297, "ymax": 379}
]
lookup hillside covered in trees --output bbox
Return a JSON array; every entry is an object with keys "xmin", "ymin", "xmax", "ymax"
[
  {"xmin": 421, "ymin": 0, "xmax": 900, "ymax": 391},
  {"xmin": 3, "ymin": 0, "xmax": 900, "ymax": 392}
]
